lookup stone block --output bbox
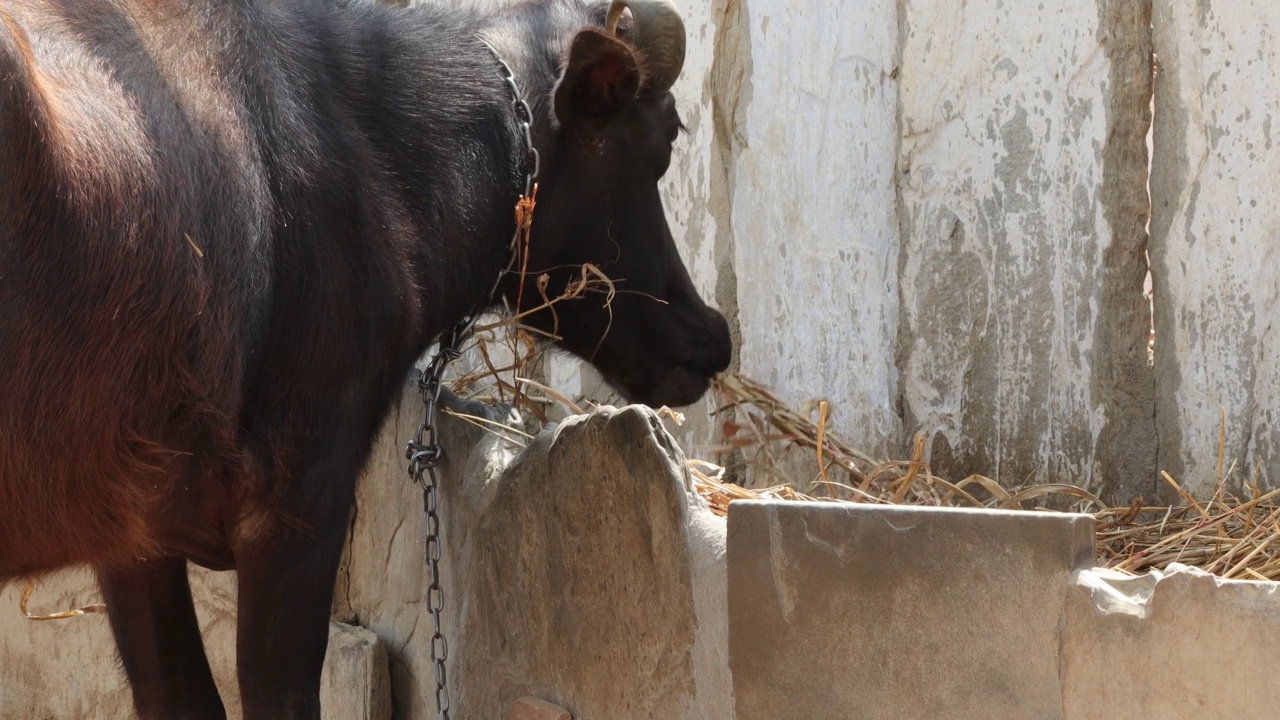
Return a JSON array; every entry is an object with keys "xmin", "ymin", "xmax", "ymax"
[
  {"xmin": 1063, "ymin": 564, "xmax": 1280, "ymax": 719},
  {"xmin": 0, "ymin": 567, "xmax": 388, "ymax": 720},
  {"xmin": 322, "ymin": 623, "xmax": 392, "ymax": 720},
  {"xmin": 444, "ymin": 404, "xmax": 731, "ymax": 720},
  {"xmin": 728, "ymin": 500, "xmax": 1095, "ymax": 720},
  {"xmin": 344, "ymin": 395, "xmax": 733, "ymax": 720}
]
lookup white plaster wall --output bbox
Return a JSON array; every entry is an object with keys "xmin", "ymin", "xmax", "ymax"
[
  {"xmin": 896, "ymin": 0, "xmax": 1155, "ymax": 493},
  {"xmin": 724, "ymin": 0, "xmax": 903, "ymax": 459},
  {"xmin": 1151, "ymin": 0, "xmax": 1280, "ymax": 495}
]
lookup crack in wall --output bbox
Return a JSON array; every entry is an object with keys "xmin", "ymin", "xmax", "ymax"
[
  {"xmin": 891, "ymin": 0, "xmax": 910, "ymax": 445},
  {"xmin": 1090, "ymin": 0, "xmax": 1159, "ymax": 502},
  {"xmin": 708, "ymin": 0, "xmax": 751, "ymax": 484}
]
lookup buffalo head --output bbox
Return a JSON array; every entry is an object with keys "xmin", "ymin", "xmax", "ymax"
[{"xmin": 501, "ymin": 0, "xmax": 732, "ymax": 408}]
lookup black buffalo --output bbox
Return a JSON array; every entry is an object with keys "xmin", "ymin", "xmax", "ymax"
[{"xmin": 0, "ymin": 0, "xmax": 731, "ymax": 716}]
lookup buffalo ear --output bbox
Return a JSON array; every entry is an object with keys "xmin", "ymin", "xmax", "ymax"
[{"xmin": 553, "ymin": 28, "xmax": 641, "ymax": 130}]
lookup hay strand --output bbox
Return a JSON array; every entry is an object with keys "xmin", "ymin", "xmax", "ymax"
[
  {"xmin": 20, "ymin": 582, "xmax": 106, "ymax": 621},
  {"xmin": 707, "ymin": 371, "xmax": 1280, "ymax": 582}
]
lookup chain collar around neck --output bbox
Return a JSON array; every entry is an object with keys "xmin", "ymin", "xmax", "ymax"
[
  {"xmin": 404, "ymin": 41, "xmax": 542, "ymax": 720},
  {"xmin": 407, "ymin": 36, "xmax": 542, "ymax": 415}
]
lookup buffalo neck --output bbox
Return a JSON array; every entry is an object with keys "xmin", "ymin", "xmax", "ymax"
[
  {"xmin": 330, "ymin": 1, "xmax": 569, "ymax": 354},
  {"xmin": 225, "ymin": 0, "xmax": 580, "ymax": 366},
  {"xmin": 374, "ymin": 9, "xmax": 529, "ymax": 347}
]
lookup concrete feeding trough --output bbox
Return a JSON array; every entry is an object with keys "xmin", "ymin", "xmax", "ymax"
[
  {"xmin": 726, "ymin": 499, "xmax": 1280, "ymax": 720},
  {"xmin": 6, "ymin": 404, "xmax": 1280, "ymax": 719}
]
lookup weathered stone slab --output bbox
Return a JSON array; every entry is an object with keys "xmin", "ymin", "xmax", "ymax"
[
  {"xmin": 322, "ymin": 623, "xmax": 393, "ymax": 720},
  {"xmin": 728, "ymin": 500, "xmax": 1094, "ymax": 720},
  {"xmin": 0, "ymin": 568, "xmax": 389, "ymax": 720},
  {"xmin": 898, "ymin": 0, "xmax": 1155, "ymax": 498},
  {"xmin": 344, "ymin": 394, "xmax": 732, "ymax": 720},
  {"xmin": 1150, "ymin": 0, "xmax": 1280, "ymax": 494},
  {"xmin": 447, "ymin": 404, "xmax": 729, "ymax": 719},
  {"xmin": 1063, "ymin": 565, "xmax": 1280, "ymax": 718}
]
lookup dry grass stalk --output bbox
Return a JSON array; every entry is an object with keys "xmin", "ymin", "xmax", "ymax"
[
  {"xmin": 449, "ymin": 262, "xmax": 618, "ymax": 419},
  {"xmin": 19, "ymin": 582, "xmax": 106, "ymax": 621},
  {"xmin": 707, "ymin": 373, "xmax": 1280, "ymax": 582},
  {"xmin": 712, "ymin": 373, "xmax": 881, "ymax": 486}
]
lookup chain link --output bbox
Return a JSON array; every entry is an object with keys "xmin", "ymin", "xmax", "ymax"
[
  {"xmin": 404, "ymin": 328, "xmax": 463, "ymax": 720},
  {"xmin": 485, "ymin": 41, "xmax": 541, "ymax": 200},
  {"xmin": 402, "ymin": 38, "xmax": 540, "ymax": 720}
]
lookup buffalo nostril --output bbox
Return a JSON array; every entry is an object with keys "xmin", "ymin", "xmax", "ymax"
[{"xmin": 690, "ymin": 312, "xmax": 732, "ymax": 375}]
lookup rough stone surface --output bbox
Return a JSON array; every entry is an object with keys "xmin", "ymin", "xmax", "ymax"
[
  {"xmin": 728, "ymin": 500, "xmax": 1094, "ymax": 720},
  {"xmin": 1091, "ymin": 0, "xmax": 1157, "ymax": 502},
  {"xmin": 323, "ymin": 623, "xmax": 393, "ymax": 720},
  {"xmin": 0, "ymin": 568, "xmax": 389, "ymax": 720},
  {"xmin": 343, "ymin": 392, "xmax": 732, "ymax": 720},
  {"xmin": 1150, "ymin": 0, "xmax": 1280, "ymax": 495},
  {"xmin": 897, "ymin": 0, "xmax": 1155, "ymax": 496},
  {"xmin": 1063, "ymin": 565, "xmax": 1280, "ymax": 718},
  {"xmin": 511, "ymin": 696, "xmax": 573, "ymax": 720},
  {"xmin": 724, "ymin": 0, "xmax": 903, "ymax": 461},
  {"xmin": 449, "ymin": 407, "xmax": 699, "ymax": 719},
  {"xmin": 0, "ymin": 570, "xmax": 131, "ymax": 720}
]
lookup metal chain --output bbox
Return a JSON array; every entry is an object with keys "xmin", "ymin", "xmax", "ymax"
[
  {"xmin": 405, "ymin": 327, "xmax": 463, "ymax": 720},
  {"xmin": 403, "ymin": 38, "xmax": 540, "ymax": 720},
  {"xmin": 482, "ymin": 39, "xmax": 541, "ymax": 201}
]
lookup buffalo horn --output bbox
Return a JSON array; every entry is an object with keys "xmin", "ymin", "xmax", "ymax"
[{"xmin": 605, "ymin": 0, "xmax": 686, "ymax": 96}]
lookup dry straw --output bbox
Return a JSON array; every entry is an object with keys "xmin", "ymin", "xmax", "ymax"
[
  {"xmin": 706, "ymin": 373, "xmax": 1280, "ymax": 582},
  {"xmin": 450, "ymin": 355, "xmax": 1280, "ymax": 583}
]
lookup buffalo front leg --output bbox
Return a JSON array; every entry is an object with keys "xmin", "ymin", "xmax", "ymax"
[
  {"xmin": 233, "ymin": 480, "xmax": 353, "ymax": 720},
  {"xmin": 98, "ymin": 557, "xmax": 227, "ymax": 720}
]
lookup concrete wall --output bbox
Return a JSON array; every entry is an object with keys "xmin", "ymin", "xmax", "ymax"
[
  {"xmin": 897, "ymin": 0, "xmax": 1154, "ymax": 498},
  {"xmin": 1150, "ymin": 0, "xmax": 1280, "ymax": 494}
]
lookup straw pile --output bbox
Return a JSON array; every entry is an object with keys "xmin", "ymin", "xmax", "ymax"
[
  {"xmin": 703, "ymin": 372, "xmax": 1280, "ymax": 582},
  {"xmin": 437, "ymin": 288, "xmax": 1280, "ymax": 585}
]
